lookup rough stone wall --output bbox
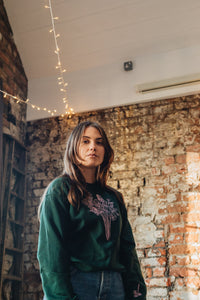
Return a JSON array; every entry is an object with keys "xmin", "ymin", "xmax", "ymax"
[
  {"xmin": 0, "ymin": 0, "xmax": 27, "ymax": 143},
  {"xmin": 25, "ymin": 95, "xmax": 200, "ymax": 300}
]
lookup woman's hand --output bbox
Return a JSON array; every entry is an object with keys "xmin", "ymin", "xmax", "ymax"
[{"xmin": 133, "ymin": 284, "xmax": 142, "ymax": 298}]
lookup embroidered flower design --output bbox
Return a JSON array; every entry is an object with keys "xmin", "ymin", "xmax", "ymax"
[{"xmin": 83, "ymin": 194, "xmax": 119, "ymax": 240}]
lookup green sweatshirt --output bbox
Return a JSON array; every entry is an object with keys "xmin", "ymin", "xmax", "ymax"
[{"xmin": 37, "ymin": 175, "xmax": 146, "ymax": 300}]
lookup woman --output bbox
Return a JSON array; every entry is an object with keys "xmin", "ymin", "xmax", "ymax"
[{"xmin": 37, "ymin": 121, "xmax": 146, "ymax": 300}]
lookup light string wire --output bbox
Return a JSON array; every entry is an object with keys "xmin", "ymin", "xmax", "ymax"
[
  {"xmin": 0, "ymin": 1, "xmax": 75, "ymax": 118},
  {"xmin": 0, "ymin": 89, "xmax": 57, "ymax": 116},
  {"xmin": 45, "ymin": 0, "xmax": 74, "ymax": 117}
]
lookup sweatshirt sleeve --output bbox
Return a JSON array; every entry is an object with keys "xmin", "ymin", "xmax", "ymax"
[
  {"xmin": 37, "ymin": 177, "xmax": 78, "ymax": 300},
  {"xmin": 119, "ymin": 203, "xmax": 147, "ymax": 300}
]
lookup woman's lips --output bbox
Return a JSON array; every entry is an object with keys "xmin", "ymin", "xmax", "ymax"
[{"xmin": 87, "ymin": 154, "xmax": 97, "ymax": 157}]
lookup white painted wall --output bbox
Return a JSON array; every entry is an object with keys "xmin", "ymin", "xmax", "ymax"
[{"xmin": 27, "ymin": 44, "xmax": 200, "ymax": 121}]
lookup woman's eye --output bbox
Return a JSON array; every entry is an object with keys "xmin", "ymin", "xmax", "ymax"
[{"xmin": 83, "ymin": 140, "xmax": 89, "ymax": 144}]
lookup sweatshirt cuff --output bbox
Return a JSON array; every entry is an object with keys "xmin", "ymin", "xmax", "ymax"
[{"xmin": 41, "ymin": 269, "xmax": 77, "ymax": 300}]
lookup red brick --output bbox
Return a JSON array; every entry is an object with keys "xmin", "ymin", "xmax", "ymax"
[
  {"xmin": 162, "ymin": 214, "xmax": 181, "ymax": 224},
  {"xmin": 165, "ymin": 157, "xmax": 175, "ymax": 165},
  {"xmin": 182, "ymin": 213, "xmax": 200, "ymax": 222},
  {"xmin": 169, "ymin": 267, "xmax": 197, "ymax": 277},
  {"xmin": 186, "ymin": 145, "xmax": 200, "ymax": 152},
  {"xmin": 158, "ymin": 207, "xmax": 168, "ymax": 214},
  {"xmin": 176, "ymin": 256, "xmax": 190, "ymax": 265},
  {"xmin": 176, "ymin": 154, "xmax": 186, "ymax": 164},
  {"xmin": 146, "ymin": 277, "xmax": 169, "ymax": 287},
  {"xmin": 183, "ymin": 194, "xmax": 196, "ymax": 202},
  {"xmin": 170, "ymin": 223, "xmax": 197, "ymax": 233},
  {"xmin": 175, "ymin": 193, "xmax": 182, "ymax": 201},
  {"xmin": 145, "ymin": 267, "xmax": 153, "ymax": 278},
  {"xmin": 175, "ymin": 165, "xmax": 187, "ymax": 174},
  {"xmin": 186, "ymin": 202, "xmax": 196, "ymax": 210},
  {"xmin": 153, "ymin": 267, "xmax": 166, "ymax": 277},
  {"xmin": 169, "ymin": 245, "xmax": 196, "ymax": 255},
  {"xmin": 185, "ymin": 232, "xmax": 199, "ymax": 243},
  {"xmin": 154, "ymin": 241, "xmax": 166, "ymax": 248},
  {"xmin": 168, "ymin": 234, "xmax": 184, "ymax": 244},
  {"xmin": 185, "ymin": 277, "xmax": 200, "ymax": 289},
  {"xmin": 185, "ymin": 224, "xmax": 198, "ymax": 232},
  {"xmin": 157, "ymin": 257, "xmax": 167, "ymax": 266},
  {"xmin": 193, "ymin": 201, "xmax": 200, "ymax": 210},
  {"xmin": 159, "ymin": 249, "xmax": 167, "ymax": 256},
  {"xmin": 167, "ymin": 203, "xmax": 188, "ymax": 213},
  {"xmin": 175, "ymin": 278, "xmax": 184, "ymax": 287}
]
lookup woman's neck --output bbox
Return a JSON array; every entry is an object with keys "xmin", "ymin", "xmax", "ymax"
[{"xmin": 79, "ymin": 167, "xmax": 96, "ymax": 183}]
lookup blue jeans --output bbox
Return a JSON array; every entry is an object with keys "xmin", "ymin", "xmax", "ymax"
[
  {"xmin": 70, "ymin": 268, "xmax": 125, "ymax": 300},
  {"xmin": 43, "ymin": 268, "xmax": 125, "ymax": 300}
]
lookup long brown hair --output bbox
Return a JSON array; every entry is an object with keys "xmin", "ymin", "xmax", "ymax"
[
  {"xmin": 64, "ymin": 121, "xmax": 114, "ymax": 208},
  {"xmin": 38, "ymin": 121, "xmax": 124, "ymax": 219}
]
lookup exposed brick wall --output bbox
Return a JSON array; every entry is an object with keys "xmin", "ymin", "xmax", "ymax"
[
  {"xmin": 0, "ymin": 1, "xmax": 27, "ymax": 299},
  {"xmin": 0, "ymin": 0, "xmax": 27, "ymax": 143},
  {"xmin": 25, "ymin": 95, "xmax": 200, "ymax": 300}
]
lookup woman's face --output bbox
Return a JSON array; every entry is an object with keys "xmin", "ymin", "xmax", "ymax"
[{"xmin": 77, "ymin": 126, "xmax": 105, "ymax": 170}]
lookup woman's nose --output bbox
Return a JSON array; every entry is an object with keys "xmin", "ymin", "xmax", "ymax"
[{"xmin": 90, "ymin": 143, "xmax": 95, "ymax": 150}]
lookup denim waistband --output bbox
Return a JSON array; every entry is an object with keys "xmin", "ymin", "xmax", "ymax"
[{"xmin": 70, "ymin": 268, "xmax": 125, "ymax": 300}]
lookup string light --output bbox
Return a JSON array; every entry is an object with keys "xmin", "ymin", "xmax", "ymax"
[
  {"xmin": 0, "ymin": 89, "xmax": 57, "ymax": 116},
  {"xmin": 45, "ymin": 0, "xmax": 74, "ymax": 116},
  {"xmin": 1, "ymin": 1, "xmax": 75, "ymax": 119}
]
